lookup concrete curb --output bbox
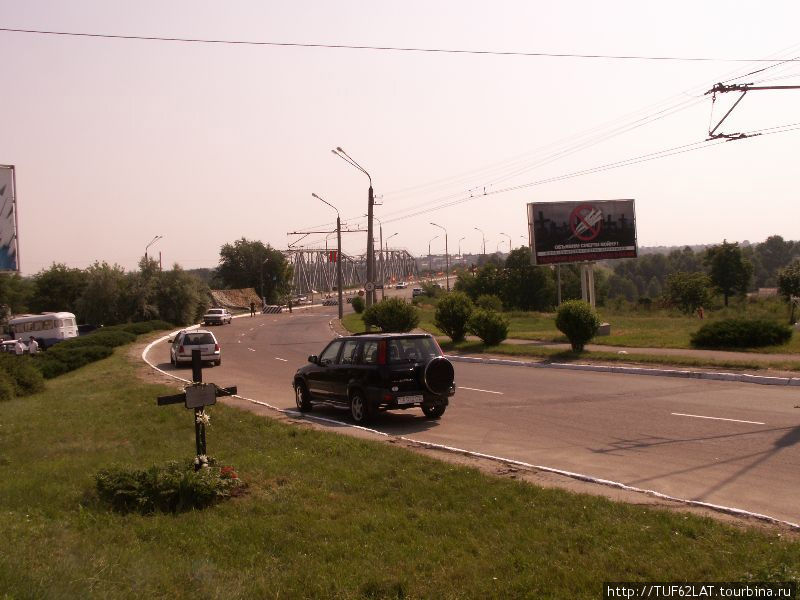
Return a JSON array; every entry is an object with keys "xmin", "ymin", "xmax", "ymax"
[{"xmin": 444, "ymin": 354, "xmax": 800, "ymax": 387}]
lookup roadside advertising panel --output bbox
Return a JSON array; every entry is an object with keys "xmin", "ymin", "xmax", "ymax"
[
  {"xmin": 527, "ymin": 199, "xmax": 637, "ymax": 265},
  {"xmin": 0, "ymin": 166, "xmax": 19, "ymax": 272}
]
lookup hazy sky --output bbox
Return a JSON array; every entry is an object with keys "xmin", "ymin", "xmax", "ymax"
[{"xmin": 3, "ymin": 1, "xmax": 800, "ymax": 274}]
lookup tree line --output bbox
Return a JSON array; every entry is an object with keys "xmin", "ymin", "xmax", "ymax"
[{"xmin": 0, "ymin": 237, "xmax": 294, "ymax": 326}]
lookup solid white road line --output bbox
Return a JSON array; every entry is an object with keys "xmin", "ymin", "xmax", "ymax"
[
  {"xmin": 671, "ymin": 412, "xmax": 765, "ymax": 425},
  {"xmin": 460, "ymin": 386, "xmax": 504, "ymax": 395},
  {"xmin": 247, "ymin": 348, "xmax": 256, "ymax": 352},
  {"xmin": 274, "ymin": 357, "xmax": 288, "ymax": 362}
]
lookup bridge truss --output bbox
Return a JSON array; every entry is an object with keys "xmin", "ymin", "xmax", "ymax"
[{"xmin": 286, "ymin": 249, "xmax": 419, "ymax": 295}]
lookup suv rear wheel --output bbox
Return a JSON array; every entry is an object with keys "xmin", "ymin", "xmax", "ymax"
[
  {"xmin": 349, "ymin": 390, "xmax": 372, "ymax": 424},
  {"xmin": 422, "ymin": 404, "xmax": 446, "ymax": 419},
  {"xmin": 295, "ymin": 382, "xmax": 312, "ymax": 412}
]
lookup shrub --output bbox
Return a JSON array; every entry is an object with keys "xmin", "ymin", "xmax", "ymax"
[
  {"xmin": 690, "ymin": 318, "xmax": 792, "ymax": 349},
  {"xmin": 58, "ymin": 330, "xmax": 136, "ymax": 350},
  {"xmin": 95, "ymin": 459, "xmax": 246, "ymax": 514},
  {"xmin": 0, "ymin": 369, "xmax": 16, "ymax": 401},
  {"xmin": 555, "ymin": 300, "xmax": 600, "ymax": 352},
  {"xmin": 434, "ymin": 292, "xmax": 474, "ymax": 343},
  {"xmin": 0, "ymin": 354, "xmax": 45, "ymax": 396},
  {"xmin": 34, "ymin": 345, "xmax": 113, "ymax": 378},
  {"xmin": 476, "ymin": 294, "xmax": 503, "ymax": 312},
  {"xmin": 421, "ymin": 282, "xmax": 443, "ymax": 298},
  {"xmin": 351, "ymin": 296, "xmax": 365, "ymax": 314},
  {"xmin": 468, "ymin": 309, "xmax": 509, "ymax": 346},
  {"xmin": 362, "ymin": 297, "xmax": 420, "ymax": 332}
]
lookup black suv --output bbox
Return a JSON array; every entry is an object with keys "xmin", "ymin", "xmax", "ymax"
[{"xmin": 293, "ymin": 333, "xmax": 455, "ymax": 424}]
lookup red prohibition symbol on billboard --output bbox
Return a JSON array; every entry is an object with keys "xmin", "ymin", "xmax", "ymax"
[{"xmin": 569, "ymin": 204, "xmax": 604, "ymax": 241}]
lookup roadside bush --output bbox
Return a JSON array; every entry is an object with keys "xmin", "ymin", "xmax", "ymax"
[
  {"xmin": 58, "ymin": 330, "xmax": 136, "ymax": 350},
  {"xmin": 119, "ymin": 320, "xmax": 174, "ymax": 335},
  {"xmin": 351, "ymin": 296, "xmax": 365, "ymax": 314},
  {"xmin": 421, "ymin": 282, "xmax": 444, "ymax": 298},
  {"xmin": 0, "ymin": 354, "xmax": 45, "ymax": 396},
  {"xmin": 35, "ymin": 345, "xmax": 113, "ymax": 379},
  {"xmin": 434, "ymin": 292, "xmax": 474, "ymax": 343},
  {"xmin": 95, "ymin": 459, "xmax": 246, "ymax": 514},
  {"xmin": 0, "ymin": 369, "xmax": 16, "ymax": 401},
  {"xmin": 555, "ymin": 300, "xmax": 600, "ymax": 352},
  {"xmin": 690, "ymin": 318, "xmax": 792, "ymax": 349},
  {"xmin": 476, "ymin": 294, "xmax": 503, "ymax": 312},
  {"xmin": 362, "ymin": 297, "xmax": 420, "ymax": 332},
  {"xmin": 468, "ymin": 309, "xmax": 509, "ymax": 346}
]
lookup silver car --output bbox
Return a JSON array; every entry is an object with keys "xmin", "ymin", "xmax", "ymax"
[{"xmin": 170, "ymin": 329, "xmax": 221, "ymax": 366}]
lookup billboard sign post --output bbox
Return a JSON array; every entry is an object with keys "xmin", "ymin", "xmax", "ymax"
[{"xmin": 0, "ymin": 165, "xmax": 19, "ymax": 272}]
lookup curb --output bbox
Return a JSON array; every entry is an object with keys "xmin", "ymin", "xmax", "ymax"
[{"xmin": 444, "ymin": 354, "xmax": 800, "ymax": 387}]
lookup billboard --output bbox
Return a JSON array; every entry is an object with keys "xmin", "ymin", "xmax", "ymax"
[
  {"xmin": 0, "ymin": 166, "xmax": 19, "ymax": 272},
  {"xmin": 527, "ymin": 199, "xmax": 637, "ymax": 265}
]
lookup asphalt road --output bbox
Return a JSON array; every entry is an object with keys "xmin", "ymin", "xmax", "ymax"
[{"xmin": 148, "ymin": 306, "xmax": 800, "ymax": 525}]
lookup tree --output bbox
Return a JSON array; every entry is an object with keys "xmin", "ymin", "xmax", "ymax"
[
  {"xmin": 665, "ymin": 272, "xmax": 712, "ymax": 314},
  {"xmin": 755, "ymin": 235, "xmax": 794, "ymax": 287},
  {"xmin": 0, "ymin": 272, "xmax": 33, "ymax": 314},
  {"xmin": 362, "ymin": 297, "xmax": 419, "ymax": 332},
  {"xmin": 645, "ymin": 276, "xmax": 662, "ymax": 299},
  {"xmin": 30, "ymin": 263, "xmax": 87, "ymax": 314},
  {"xmin": 555, "ymin": 300, "xmax": 600, "ymax": 352},
  {"xmin": 215, "ymin": 238, "xmax": 292, "ymax": 304},
  {"xmin": 777, "ymin": 260, "xmax": 800, "ymax": 324},
  {"xmin": 156, "ymin": 265, "xmax": 209, "ymax": 325},
  {"xmin": 502, "ymin": 248, "xmax": 555, "ymax": 311},
  {"xmin": 434, "ymin": 292, "xmax": 474, "ymax": 342},
  {"xmin": 122, "ymin": 257, "xmax": 161, "ymax": 322},
  {"xmin": 704, "ymin": 240, "xmax": 753, "ymax": 306},
  {"xmin": 76, "ymin": 262, "xmax": 128, "ymax": 325}
]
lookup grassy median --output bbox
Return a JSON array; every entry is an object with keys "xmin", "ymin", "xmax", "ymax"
[{"xmin": 1, "ymin": 345, "xmax": 799, "ymax": 598}]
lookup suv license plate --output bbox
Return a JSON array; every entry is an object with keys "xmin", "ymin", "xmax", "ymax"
[{"xmin": 398, "ymin": 395, "xmax": 423, "ymax": 405}]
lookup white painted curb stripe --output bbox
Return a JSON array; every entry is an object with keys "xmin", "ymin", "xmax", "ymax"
[
  {"xmin": 445, "ymin": 354, "xmax": 800, "ymax": 387},
  {"xmin": 671, "ymin": 412, "xmax": 766, "ymax": 425},
  {"xmin": 141, "ymin": 332, "xmax": 800, "ymax": 531}
]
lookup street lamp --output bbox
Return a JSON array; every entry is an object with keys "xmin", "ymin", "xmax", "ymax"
[
  {"xmin": 385, "ymin": 232, "xmax": 398, "ymax": 294},
  {"xmin": 312, "ymin": 193, "xmax": 343, "ymax": 319},
  {"xmin": 144, "ymin": 235, "xmax": 163, "ymax": 261},
  {"xmin": 365, "ymin": 213, "xmax": 385, "ymax": 299},
  {"xmin": 332, "ymin": 147, "xmax": 375, "ymax": 307},
  {"xmin": 473, "ymin": 227, "xmax": 486, "ymax": 256},
  {"xmin": 427, "ymin": 235, "xmax": 439, "ymax": 278},
  {"xmin": 500, "ymin": 232, "xmax": 512, "ymax": 254},
  {"xmin": 458, "ymin": 236, "xmax": 466, "ymax": 258},
  {"xmin": 430, "ymin": 222, "xmax": 450, "ymax": 291}
]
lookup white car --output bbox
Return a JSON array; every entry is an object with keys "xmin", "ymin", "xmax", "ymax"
[
  {"xmin": 395, "ymin": 281, "xmax": 408, "ymax": 289},
  {"xmin": 170, "ymin": 329, "xmax": 221, "ymax": 366},
  {"xmin": 411, "ymin": 287, "xmax": 424, "ymax": 297},
  {"xmin": 203, "ymin": 308, "xmax": 232, "ymax": 326}
]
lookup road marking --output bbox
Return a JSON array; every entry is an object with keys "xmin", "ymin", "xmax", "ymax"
[
  {"xmin": 671, "ymin": 412, "xmax": 765, "ymax": 425},
  {"xmin": 460, "ymin": 386, "xmax": 504, "ymax": 395},
  {"xmin": 274, "ymin": 357, "xmax": 288, "ymax": 362},
  {"xmin": 247, "ymin": 348, "xmax": 256, "ymax": 352}
]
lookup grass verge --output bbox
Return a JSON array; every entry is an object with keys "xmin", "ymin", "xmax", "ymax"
[{"xmin": 2, "ymin": 342, "xmax": 799, "ymax": 597}]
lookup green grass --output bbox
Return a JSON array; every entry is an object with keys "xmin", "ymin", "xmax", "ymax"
[{"xmin": 2, "ymin": 344, "xmax": 800, "ymax": 597}]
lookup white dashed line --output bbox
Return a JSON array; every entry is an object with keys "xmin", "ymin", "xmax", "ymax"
[
  {"xmin": 671, "ymin": 412, "xmax": 765, "ymax": 425},
  {"xmin": 460, "ymin": 386, "xmax": 504, "ymax": 395},
  {"xmin": 274, "ymin": 357, "xmax": 288, "ymax": 362},
  {"xmin": 247, "ymin": 348, "xmax": 256, "ymax": 352}
]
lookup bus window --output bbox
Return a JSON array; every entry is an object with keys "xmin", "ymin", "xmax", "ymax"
[
  {"xmin": 55, "ymin": 319, "xmax": 63, "ymax": 327},
  {"xmin": 24, "ymin": 323, "xmax": 33, "ymax": 332},
  {"xmin": 65, "ymin": 318, "xmax": 75, "ymax": 327},
  {"xmin": 42, "ymin": 320, "xmax": 53, "ymax": 330},
  {"xmin": 33, "ymin": 321, "xmax": 42, "ymax": 331}
]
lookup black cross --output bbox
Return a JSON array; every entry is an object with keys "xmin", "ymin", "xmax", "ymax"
[{"xmin": 157, "ymin": 349, "xmax": 237, "ymax": 469}]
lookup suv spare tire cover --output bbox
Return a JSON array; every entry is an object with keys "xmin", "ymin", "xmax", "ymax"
[{"xmin": 423, "ymin": 356, "xmax": 455, "ymax": 395}]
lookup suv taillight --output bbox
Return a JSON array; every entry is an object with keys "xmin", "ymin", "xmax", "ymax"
[
  {"xmin": 377, "ymin": 340, "xmax": 387, "ymax": 365},
  {"xmin": 179, "ymin": 345, "xmax": 184, "ymax": 353},
  {"xmin": 214, "ymin": 343, "xmax": 220, "ymax": 351}
]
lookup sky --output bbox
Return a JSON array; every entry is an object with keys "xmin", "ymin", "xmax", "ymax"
[{"xmin": 2, "ymin": 1, "xmax": 800, "ymax": 275}]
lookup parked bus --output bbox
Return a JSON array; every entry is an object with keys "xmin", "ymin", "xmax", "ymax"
[{"xmin": 8, "ymin": 312, "xmax": 78, "ymax": 348}]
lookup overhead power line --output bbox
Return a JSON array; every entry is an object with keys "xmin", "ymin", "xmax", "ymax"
[{"xmin": 2, "ymin": 27, "xmax": 799, "ymax": 63}]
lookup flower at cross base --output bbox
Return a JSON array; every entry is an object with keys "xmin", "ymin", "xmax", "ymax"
[
  {"xmin": 195, "ymin": 410, "xmax": 211, "ymax": 426},
  {"xmin": 194, "ymin": 454, "xmax": 209, "ymax": 468},
  {"xmin": 220, "ymin": 466, "xmax": 239, "ymax": 479}
]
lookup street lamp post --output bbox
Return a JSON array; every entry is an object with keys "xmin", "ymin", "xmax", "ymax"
[
  {"xmin": 473, "ymin": 227, "xmax": 486, "ymax": 256},
  {"xmin": 458, "ymin": 236, "xmax": 465, "ymax": 259},
  {"xmin": 385, "ymin": 232, "xmax": 398, "ymax": 295},
  {"xmin": 427, "ymin": 235, "xmax": 439, "ymax": 279},
  {"xmin": 144, "ymin": 235, "xmax": 163, "ymax": 261},
  {"xmin": 500, "ymin": 232, "xmax": 512, "ymax": 254},
  {"xmin": 366, "ymin": 213, "xmax": 385, "ymax": 300},
  {"xmin": 312, "ymin": 193, "xmax": 343, "ymax": 319},
  {"xmin": 332, "ymin": 147, "xmax": 375, "ymax": 307},
  {"xmin": 430, "ymin": 222, "xmax": 450, "ymax": 291}
]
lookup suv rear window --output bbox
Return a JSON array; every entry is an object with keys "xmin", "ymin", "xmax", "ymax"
[
  {"xmin": 208, "ymin": 309, "xmax": 223, "ymax": 314},
  {"xmin": 387, "ymin": 337, "xmax": 441, "ymax": 363},
  {"xmin": 183, "ymin": 333, "xmax": 215, "ymax": 345}
]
